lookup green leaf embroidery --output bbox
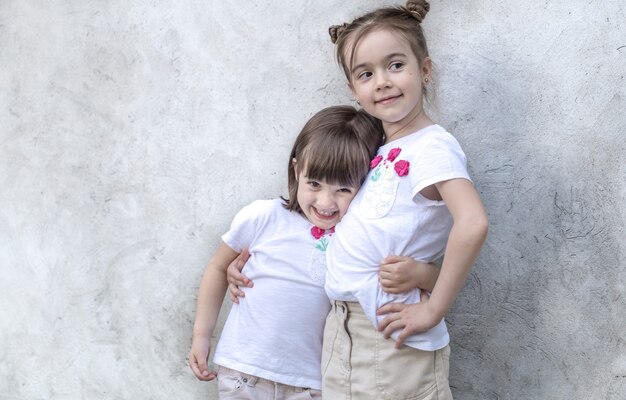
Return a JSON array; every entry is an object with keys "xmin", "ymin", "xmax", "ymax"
[
  {"xmin": 370, "ymin": 168, "xmax": 382, "ymax": 182},
  {"xmin": 315, "ymin": 238, "xmax": 328, "ymax": 252}
]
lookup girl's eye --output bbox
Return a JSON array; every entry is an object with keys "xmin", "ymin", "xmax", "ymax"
[
  {"xmin": 390, "ymin": 62, "xmax": 404, "ymax": 71},
  {"xmin": 339, "ymin": 187, "xmax": 354, "ymax": 194},
  {"xmin": 357, "ymin": 71, "xmax": 372, "ymax": 80},
  {"xmin": 307, "ymin": 181, "xmax": 321, "ymax": 188}
]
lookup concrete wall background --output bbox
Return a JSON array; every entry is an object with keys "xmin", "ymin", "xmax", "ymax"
[{"xmin": 1, "ymin": 1, "xmax": 625, "ymax": 399}]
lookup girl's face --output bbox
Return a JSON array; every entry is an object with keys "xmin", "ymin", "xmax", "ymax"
[
  {"xmin": 347, "ymin": 29, "xmax": 431, "ymax": 140},
  {"xmin": 294, "ymin": 163, "xmax": 359, "ymax": 230}
]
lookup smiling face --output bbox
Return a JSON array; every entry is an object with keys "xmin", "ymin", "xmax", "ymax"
[
  {"xmin": 348, "ymin": 29, "xmax": 432, "ymax": 141},
  {"xmin": 294, "ymin": 162, "xmax": 359, "ymax": 230}
]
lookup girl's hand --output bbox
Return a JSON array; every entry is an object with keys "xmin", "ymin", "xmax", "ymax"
[
  {"xmin": 379, "ymin": 255, "xmax": 423, "ymax": 294},
  {"xmin": 376, "ymin": 291, "xmax": 442, "ymax": 348},
  {"xmin": 226, "ymin": 249, "xmax": 252, "ymax": 304},
  {"xmin": 379, "ymin": 256, "xmax": 440, "ymax": 293},
  {"xmin": 188, "ymin": 335, "xmax": 217, "ymax": 381}
]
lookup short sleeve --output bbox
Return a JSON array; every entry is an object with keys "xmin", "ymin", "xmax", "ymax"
[
  {"xmin": 410, "ymin": 131, "xmax": 471, "ymax": 198},
  {"xmin": 221, "ymin": 201, "xmax": 262, "ymax": 253}
]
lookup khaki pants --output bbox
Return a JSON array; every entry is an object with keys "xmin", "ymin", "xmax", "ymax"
[
  {"xmin": 217, "ymin": 366, "xmax": 322, "ymax": 400},
  {"xmin": 321, "ymin": 301, "xmax": 452, "ymax": 400}
]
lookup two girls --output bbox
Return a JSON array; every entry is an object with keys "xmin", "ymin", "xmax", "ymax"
[{"xmin": 188, "ymin": 106, "xmax": 440, "ymax": 399}]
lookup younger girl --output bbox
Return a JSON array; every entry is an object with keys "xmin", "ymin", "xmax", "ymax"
[
  {"xmin": 188, "ymin": 105, "xmax": 440, "ymax": 399},
  {"xmin": 323, "ymin": 1, "xmax": 489, "ymax": 398}
]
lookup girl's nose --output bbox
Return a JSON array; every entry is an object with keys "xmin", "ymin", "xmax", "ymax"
[
  {"xmin": 317, "ymin": 190, "xmax": 335, "ymax": 208},
  {"xmin": 375, "ymin": 72, "xmax": 392, "ymax": 90}
]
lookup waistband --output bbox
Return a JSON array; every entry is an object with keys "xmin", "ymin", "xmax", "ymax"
[
  {"xmin": 332, "ymin": 300, "xmax": 367, "ymax": 316},
  {"xmin": 217, "ymin": 365, "xmax": 311, "ymax": 392}
]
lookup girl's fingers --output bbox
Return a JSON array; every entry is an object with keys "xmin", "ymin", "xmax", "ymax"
[
  {"xmin": 380, "ymin": 318, "xmax": 405, "ymax": 339},
  {"xmin": 228, "ymin": 274, "xmax": 252, "ymax": 288},
  {"xmin": 381, "ymin": 254, "xmax": 402, "ymax": 264},
  {"xmin": 378, "ymin": 270, "xmax": 391, "ymax": 279},
  {"xmin": 377, "ymin": 302, "xmax": 407, "ymax": 315},
  {"xmin": 230, "ymin": 273, "xmax": 252, "ymax": 288},
  {"xmin": 378, "ymin": 310, "xmax": 402, "ymax": 330},
  {"xmin": 228, "ymin": 284, "xmax": 245, "ymax": 303},
  {"xmin": 394, "ymin": 329, "xmax": 410, "ymax": 348},
  {"xmin": 189, "ymin": 354, "xmax": 210, "ymax": 381}
]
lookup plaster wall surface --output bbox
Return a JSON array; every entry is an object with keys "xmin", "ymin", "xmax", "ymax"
[{"xmin": 1, "ymin": 1, "xmax": 625, "ymax": 399}]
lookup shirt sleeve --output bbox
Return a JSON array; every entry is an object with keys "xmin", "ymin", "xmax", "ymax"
[
  {"xmin": 221, "ymin": 201, "xmax": 261, "ymax": 253},
  {"xmin": 410, "ymin": 131, "xmax": 472, "ymax": 198}
]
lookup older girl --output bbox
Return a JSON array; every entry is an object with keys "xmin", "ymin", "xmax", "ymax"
[{"xmin": 323, "ymin": 1, "xmax": 489, "ymax": 398}]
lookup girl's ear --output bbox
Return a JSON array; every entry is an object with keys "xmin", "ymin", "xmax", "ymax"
[
  {"xmin": 292, "ymin": 158, "xmax": 299, "ymax": 181},
  {"xmin": 421, "ymin": 57, "xmax": 433, "ymax": 83}
]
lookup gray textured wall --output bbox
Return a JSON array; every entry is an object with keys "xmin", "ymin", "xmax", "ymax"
[{"xmin": 1, "ymin": 1, "xmax": 625, "ymax": 399}]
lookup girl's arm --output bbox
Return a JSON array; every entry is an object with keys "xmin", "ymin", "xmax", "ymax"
[
  {"xmin": 378, "ymin": 178, "xmax": 488, "ymax": 347},
  {"xmin": 188, "ymin": 243, "xmax": 240, "ymax": 380},
  {"xmin": 225, "ymin": 251, "xmax": 440, "ymax": 300},
  {"xmin": 423, "ymin": 178, "xmax": 488, "ymax": 318},
  {"xmin": 379, "ymin": 255, "xmax": 440, "ymax": 293}
]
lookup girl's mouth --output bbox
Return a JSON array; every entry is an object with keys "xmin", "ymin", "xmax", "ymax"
[
  {"xmin": 314, "ymin": 207, "xmax": 338, "ymax": 219},
  {"xmin": 376, "ymin": 95, "xmax": 401, "ymax": 105}
]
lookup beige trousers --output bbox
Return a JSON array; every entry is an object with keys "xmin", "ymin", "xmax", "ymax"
[{"xmin": 321, "ymin": 301, "xmax": 453, "ymax": 400}]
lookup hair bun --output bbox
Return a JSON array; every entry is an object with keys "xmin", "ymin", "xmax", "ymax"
[
  {"xmin": 329, "ymin": 23, "xmax": 348, "ymax": 44},
  {"xmin": 405, "ymin": 0, "xmax": 430, "ymax": 23}
]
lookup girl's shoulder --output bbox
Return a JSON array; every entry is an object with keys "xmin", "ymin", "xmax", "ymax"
[
  {"xmin": 412, "ymin": 124, "xmax": 459, "ymax": 145},
  {"xmin": 237, "ymin": 198, "xmax": 288, "ymax": 221},
  {"xmin": 247, "ymin": 197, "xmax": 284, "ymax": 211},
  {"xmin": 390, "ymin": 125, "xmax": 464, "ymax": 157},
  {"xmin": 237, "ymin": 198, "xmax": 308, "ymax": 229}
]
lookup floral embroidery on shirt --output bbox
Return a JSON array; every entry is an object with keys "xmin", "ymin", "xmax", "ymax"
[
  {"xmin": 370, "ymin": 147, "xmax": 410, "ymax": 182},
  {"xmin": 370, "ymin": 155, "xmax": 383, "ymax": 169},
  {"xmin": 394, "ymin": 159, "xmax": 410, "ymax": 176},
  {"xmin": 311, "ymin": 226, "xmax": 334, "ymax": 252},
  {"xmin": 387, "ymin": 147, "xmax": 402, "ymax": 162},
  {"xmin": 360, "ymin": 147, "xmax": 408, "ymax": 218},
  {"xmin": 309, "ymin": 226, "xmax": 333, "ymax": 285}
]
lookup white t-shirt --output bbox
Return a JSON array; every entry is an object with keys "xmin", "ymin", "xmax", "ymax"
[
  {"xmin": 213, "ymin": 199, "xmax": 332, "ymax": 390},
  {"xmin": 325, "ymin": 124, "xmax": 471, "ymax": 351}
]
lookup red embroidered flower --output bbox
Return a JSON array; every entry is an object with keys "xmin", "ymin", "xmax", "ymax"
[
  {"xmin": 394, "ymin": 160, "xmax": 410, "ymax": 177},
  {"xmin": 311, "ymin": 226, "xmax": 326, "ymax": 240},
  {"xmin": 387, "ymin": 147, "xmax": 402, "ymax": 162},
  {"xmin": 370, "ymin": 155, "xmax": 383, "ymax": 169}
]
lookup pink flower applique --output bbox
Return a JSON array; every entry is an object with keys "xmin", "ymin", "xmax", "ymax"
[
  {"xmin": 311, "ymin": 226, "xmax": 326, "ymax": 240},
  {"xmin": 311, "ymin": 226, "xmax": 335, "ymax": 252},
  {"xmin": 370, "ymin": 147, "xmax": 409, "ymax": 181},
  {"xmin": 370, "ymin": 155, "xmax": 383, "ymax": 169},
  {"xmin": 387, "ymin": 147, "xmax": 402, "ymax": 162},
  {"xmin": 394, "ymin": 160, "xmax": 410, "ymax": 177}
]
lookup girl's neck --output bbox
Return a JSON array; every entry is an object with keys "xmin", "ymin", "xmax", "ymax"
[{"xmin": 383, "ymin": 108, "xmax": 433, "ymax": 144}]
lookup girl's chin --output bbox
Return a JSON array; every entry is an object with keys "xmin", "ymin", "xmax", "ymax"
[
  {"xmin": 313, "ymin": 217, "xmax": 338, "ymax": 230},
  {"xmin": 314, "ymin": 221, "xmax": 336, "ymax": 230}
]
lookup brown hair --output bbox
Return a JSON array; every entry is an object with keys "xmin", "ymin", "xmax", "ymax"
[
  {"xmin": 329, "ymin": 0, "xmax": 431, "ymax": 87},
  {"xmin": 283, "ymin": 105, "xmax": 383, "ymax": 214}
]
